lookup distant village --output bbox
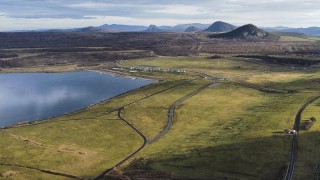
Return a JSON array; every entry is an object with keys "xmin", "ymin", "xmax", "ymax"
[
  {"xmin": 130, "ymin": 65, "xmax": 186, "ymax": 73},
  {"xmin": 112, "ymin": 65, "xmax": 187, "ymax": 74}
]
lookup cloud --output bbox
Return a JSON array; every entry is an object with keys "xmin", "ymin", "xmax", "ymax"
[
  {"xmin": 152, "ymin": 5, "xmax": 207, "ymax": 15},
  {"xmin": 0, "ymin": 0, "xmax": 320, "ymax": 30},
  {"xmin": 0, "ymin": 15, "xmax": 214, "ymax": 31},
  {"xmin": 65, "ymin": 2, "xmax": 118, "ymax": 9}
]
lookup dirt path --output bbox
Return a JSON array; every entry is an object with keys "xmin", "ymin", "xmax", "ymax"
[{"xmin": 94, "ymin": 81, "xmax": 214, "ymax": 179}]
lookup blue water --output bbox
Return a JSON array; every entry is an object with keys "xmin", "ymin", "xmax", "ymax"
[{"xmin": 0, "ymin": 71, "xmax": 153, "ymax": 128}]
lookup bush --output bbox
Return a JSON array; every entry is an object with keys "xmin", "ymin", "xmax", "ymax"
[
  {"xmin": 305, "ymin": 122, "xmax": 313, "ymax": 130},
  {"xmin": 208, "ymin": 55, "xmax": 224, "ymax": 59},
  {"xmin": 310, "ymin": 117, "xmax": 317, "ymax": 122},
  {"xmin": 304, "ymin": 117, "xmax": 316, "ymax": 130}
]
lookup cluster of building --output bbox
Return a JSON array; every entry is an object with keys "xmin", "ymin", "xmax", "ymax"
[{"xmin": 129, "ymin": 66, "xmax": 186, "ymax": 73}]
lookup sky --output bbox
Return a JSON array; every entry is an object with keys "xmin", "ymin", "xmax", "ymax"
[{"xmin": 0, "ymin": 0, "xmax": 319, "ymax": 31}]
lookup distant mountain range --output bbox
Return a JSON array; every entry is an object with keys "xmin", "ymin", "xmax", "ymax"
[
  {"xmin": 98, "ymin": 24, "xmax": 147, "ymax": 31},
  {"xmin": 8, "ymin": 21, "xmax": 320, "ymax": 36},
  {"xmin": 263, "ymin": 27, "xmax": 320, "ymax": 36},
  {"xmin": 160, "ymin": 23, "xmax": 210, "ymax": 32}
]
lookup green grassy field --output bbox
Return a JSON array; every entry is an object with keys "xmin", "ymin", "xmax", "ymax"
[
  {"xmin": 122, "ymin": 80, "xmax": 210, "ymax": 139},
  {"xmin": 1, "ymin": 55, "xmax": 320, "ymax": 179},
  {"xmin": 121, "ymin": 56, "xmax": 288, "ymax": 77},
  {"xmin": 122, "ymin": 83, "xmax": 318, "ymax": 179},
  {"xmin": 279, "ymin": 36, "xmax": 313, "ymax": 42},
  {"xmin": 245, "ymin": 70, "xmax": 320, "ymax": 92},
  {"xmin": 0, "ymin": 114, "xmax": 143, "ymax": 178},
  {"xmin": 309, "ymin": 36, "xmax": 320, "ymax": 41},
  {"xmin": 119, "ymin": 56, "xmax": 320, "ymax": 179}
]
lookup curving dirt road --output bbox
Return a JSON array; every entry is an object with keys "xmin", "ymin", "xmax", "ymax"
[
  {"xmin": 94, "ymin": 81, "xmax": 214, "ymax": 179},
  {"xmin": 284, "ymin": 96, "xmax": 320, "ymax": 180}
]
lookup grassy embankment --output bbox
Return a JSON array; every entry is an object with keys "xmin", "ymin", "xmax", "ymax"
[
  {"xmin": 279, "ymin": 36, "xmax": 313, "ymax": 42},
  {"xmin": 121, "ymin": 56, "xmax": 287, "ymax": 78}
]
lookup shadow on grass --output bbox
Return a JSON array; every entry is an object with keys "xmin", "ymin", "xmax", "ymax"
[
  {"xmin": 259, "ymin": 75, "xmax": 320, "ymax": 93},
  {"xmin": 272, "ymin": 131, "xmax": 284, "ymax": 134},
  {"xmin": 121, "ymin": 132, "xmax": 320, "ymax": 180}
]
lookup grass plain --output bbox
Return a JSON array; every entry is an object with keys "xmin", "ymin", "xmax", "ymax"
[{"xmin": 0, "ymin": 55, "xmax": 320, "ymax": 179}]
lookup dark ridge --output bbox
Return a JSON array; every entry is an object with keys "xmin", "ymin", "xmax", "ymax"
[
  {"xmin": 203, "ymin": 21, "xmax": 237, "ymax": 32},
  {"xmin": 0, "ymin": 53, "xmax": 18, "ymax": 59},
  {"xmin": 185, "ymin": 26, "xmax": 200, "ymax": 32},
  {"xmin": 235, "ymin": 55, "xmax": 320, "ymax": 66},
  {"xmin": 274, "ymin": 32, "xmax": 308, "ymax": 38},
  {"xmin": 210, "ymin": 24, "xmax": 280, "ymax": 41},
  {"xmin": 72, "ymin": 26, "xmax": 113, "ymax": 33},
  {"xmin": 0, "ymin": 60, "xmax": 16, "ymax": 68}
]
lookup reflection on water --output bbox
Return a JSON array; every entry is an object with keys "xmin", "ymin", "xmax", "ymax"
[{"xmin": 0, "ymin": 71, "xmax": 153, "ymax": 128}]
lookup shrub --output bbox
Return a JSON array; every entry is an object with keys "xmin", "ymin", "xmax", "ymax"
[
  {"xmin": 310, "ymin": 117, "xmax": 317, "ymax": 122},
  {"xmin": 304, "ymin": 118, "xmax": 316, "ymax": 130},
  {"xmin": 208, "ymin": 55, "xmax": 224, "ymax": 59}
]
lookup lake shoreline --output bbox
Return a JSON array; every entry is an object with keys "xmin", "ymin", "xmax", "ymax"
[
  {"xmin": 0, "ymin": 70, "xmax": 157, "ymax": 130},
  {"xmin": 0, "ymin": 67, "xmax": 163, "ymax": 81}
]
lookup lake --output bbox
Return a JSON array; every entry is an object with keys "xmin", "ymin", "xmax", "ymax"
[{"xmin": 0, "ymin": 71, "xmax": 153, "ymax": 128}]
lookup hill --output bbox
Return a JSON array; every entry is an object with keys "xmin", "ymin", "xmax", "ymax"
[
  {"xmin": 204, "ymin": 21, "xmax": 237, "ymax": 32},
  {"xmin": 144, "ymin": 25, "xmax": 165, "ymax": 32},
  {"xmin": 210, "ymin": 24, "xmax": 280, "ymax": 41},
  {"xmin": 185, "ymin": 26, "xmax": 200, "ymax": 32}
]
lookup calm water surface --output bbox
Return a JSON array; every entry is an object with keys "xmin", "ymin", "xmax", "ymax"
[{"xmin": 0, "ymin": 71, "xmax": 153, "ymax": 128}]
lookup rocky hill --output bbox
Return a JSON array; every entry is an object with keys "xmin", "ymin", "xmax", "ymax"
[
  {"xmin": 144, "ymin": 25, "xmax": 165, "ymax": 32},
  {"xmin": 204, "ymin": 21, "xmax": 237, "ymax": 32},
  {"xmin": 210, "ymin": 24, "xmax": 280, "ymax": 41},
  {"xmin": 185, "ymin": 26, "xmax": 200, "ymax": 32}
]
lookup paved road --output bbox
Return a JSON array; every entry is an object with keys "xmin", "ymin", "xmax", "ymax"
[
  {"xmin": 94, "ymin": 81, "xmax": 214, "ymax": 180},
  {"xmin": 316, "ymin": 161, "xmax": 320, "ymax": 180},
  {"xmin": 149, "ymin": 82, "xmax": 213, "ymax": 143},
  {"xmin": 284, "ymin": 96, "xmax": 320, "ymax": 180}
]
